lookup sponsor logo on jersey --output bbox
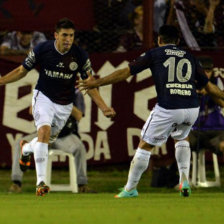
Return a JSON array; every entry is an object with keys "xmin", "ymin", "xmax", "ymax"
[
  {"xmin": 166, "ymin": 83, "xmax": 192, "ymax": 96},
  {"xmin": 44, "ymin": 69, "xmax": 73, "ymax": 79},
  {"xmin": 56, "ymin": 62, "xmax": 65, "ymax": 68},
  {"xmin": 170, "ymin": 89, "xmax": 191, "ymax": 96},
  {"xmin": 165, "ymin": 49, "xmax": 186, "ymax": 57},
  {"xmin": 166, "ymin": 83, "xmax": 193, "ymax": 89},
  {"xmin": 69, "ymin": 61, "xmax": 78, "ymax": 71}
]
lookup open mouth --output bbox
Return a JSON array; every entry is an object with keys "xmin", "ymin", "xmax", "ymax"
[{"xmin": 64, "ymin": 43, "xmax": 70, "ymax": 48}]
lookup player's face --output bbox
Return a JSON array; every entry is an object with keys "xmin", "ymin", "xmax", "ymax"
[{"xmin": 54, "ymin": 28, "xmax": 75, "ymax": 53}]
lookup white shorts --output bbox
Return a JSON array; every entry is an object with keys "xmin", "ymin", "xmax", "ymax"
[
  {"xmin": 32, "ymin": 90, "xmax": 73, "ymax": 143},
  {"xmin": 141, "ymin": 104, "xmax": 199, "ymax": 146}
]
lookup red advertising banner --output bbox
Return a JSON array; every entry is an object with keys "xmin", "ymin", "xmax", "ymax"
[
  {"xmin": 0, "ymin": 50, "xmax": 224, "ymax": 167},
  {"xmin": 0, "ymin": 0, "xmax": 94, "ymax": 31}
]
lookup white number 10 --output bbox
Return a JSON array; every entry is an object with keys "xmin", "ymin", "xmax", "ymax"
[{"xmin": 163, "ymin": 57, "xmax": 192, "ymax": 83}]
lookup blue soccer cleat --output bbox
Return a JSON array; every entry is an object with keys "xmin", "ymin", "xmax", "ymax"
[
  {"xmin": 114, "ymin": 188, "xmax": 138, "ymax": 198},
  {"xmin": 179, "ymin": 180, "xmax": 191, "ymax": 197}
]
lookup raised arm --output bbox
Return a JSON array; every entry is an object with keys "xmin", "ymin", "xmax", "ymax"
[
  {"xmin": 0, "ymin": 65, "xmax": 28, "ymax": 86},
  {"xmin": 203, "ymin": 0, "xmax": 220, "ymax": 33},
  {"xmin": 166, "ymin": 0, "xmax": 177, "ymax": 26}
]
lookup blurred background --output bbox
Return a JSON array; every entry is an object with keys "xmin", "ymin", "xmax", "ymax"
[{"xmin": 0, "ymin": 0, "xmax": 224, "ymax": 190}]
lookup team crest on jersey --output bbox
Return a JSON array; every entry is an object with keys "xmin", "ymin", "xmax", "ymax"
[{"xmin": 69, "ymin": 62, "xmax": 78, "ymax": 71}]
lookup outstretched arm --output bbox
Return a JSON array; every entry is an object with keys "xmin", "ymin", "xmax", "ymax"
[
  {"xmin": 77, "ymin": 67, "xmax": 131, "ymax": 91},
  {"xmin": 0, "ymin": 65, "xmax": 28, "ymax": 86}
]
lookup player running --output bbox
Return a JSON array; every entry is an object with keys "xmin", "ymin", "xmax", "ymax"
[
  {"xmin": 77, "ymin": 25, "xmax": 224, "ymax": 198},
  {"xmin": 0, "ymin": 18, "xmax": 115, "ymax": 196}
]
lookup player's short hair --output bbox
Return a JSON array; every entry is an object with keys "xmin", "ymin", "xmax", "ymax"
[
  {"xmin": 158, "ymin": 25, "xmax": 179, "ymax": 44},
  {"xmin": 198, "ymin": 56, "xmax": 214, "ymax": 70},
  {"xmin": 55, "ymin": 18, "xmax": 75, "ymax": 32}
]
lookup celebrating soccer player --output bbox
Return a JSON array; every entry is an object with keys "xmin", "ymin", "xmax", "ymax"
[
  {"xmin": 0, "ymin": 18, "xmax": 115, "ymax": 196},
  {"xmin": 77, "ymin": 25, "xmax": 224, "ymax": 198}
]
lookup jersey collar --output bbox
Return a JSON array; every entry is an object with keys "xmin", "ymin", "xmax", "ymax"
[{"xmin": 54, "ymin": 40, "xmax": 69, "ymax": 55}]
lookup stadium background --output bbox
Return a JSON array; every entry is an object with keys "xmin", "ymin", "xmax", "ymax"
[{"xmin": 0, "ymin": 0, "xmax": 224, "ymax": 168}]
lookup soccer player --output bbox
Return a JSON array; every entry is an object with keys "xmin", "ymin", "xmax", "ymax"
[
  {"xmin": 77, "ymin": 25, "xmax": 224, "ymax": 198},
  {"xmin": 9, "ymin": 89, "xmax": 95, "ymax": 193},
  {"xmin": 0, "ymin": 18, "xmax": 115, "ymax": 196}
]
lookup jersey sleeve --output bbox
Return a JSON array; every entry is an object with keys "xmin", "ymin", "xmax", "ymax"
[
  {"xmin": 22, "ymin": 42, "xmax": 42, "ymax": 71},
  {"xmin": 129, "ymin": 51, "xmax": 152, "ymax": 75},
  {"xmin": 79, "ymin": 49, "xmax": 93, "ymax": 80},
  {"xmin": 194, "ymin": 58, "xmax": 209, "ymax": 89}
]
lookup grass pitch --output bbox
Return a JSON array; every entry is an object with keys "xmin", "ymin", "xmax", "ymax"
[
  {"xmin": 0, "ymin": 168, "xmax": 224, "ymax": 224},
  {"xmin": 1, "ymin": 192, "xmax": 224, "ymax": 224}
]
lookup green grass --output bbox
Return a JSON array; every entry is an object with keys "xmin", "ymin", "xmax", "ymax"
[
  {"xmin": 0, "ymin": 167, "xmax": 224, "ymax": 224},
  {"xmin": 1, "ymin": 192, "xmax": 224, "ymax": 224}
]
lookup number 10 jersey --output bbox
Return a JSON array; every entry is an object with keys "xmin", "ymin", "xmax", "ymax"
[{"xmin": 129, "ymin": 44, "xmax": 209, "ymax": 109}]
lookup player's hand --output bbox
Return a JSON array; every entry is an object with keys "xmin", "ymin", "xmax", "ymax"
[
  {"xmin": 102, "ymin": 107, "xmax": 116, "ymax": 118},
  {"xmin": 76, "ymin": 71, "xmax": 99, "ymax": 92},
  {"xmin": 197, "ymin": 88, "xmax": 207, "ymax": 95}
]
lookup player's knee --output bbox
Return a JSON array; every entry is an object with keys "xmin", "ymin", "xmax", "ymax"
[
  {"xmin": 175, "ymin": 140, "xmax": 190, "ymax": 149},
  {"xmin": 138, "ymin": 139, "xmax": 154, "ymax": 151},
  {"xmin": 37, "ymin": 125, "xmax": 51, "ymax": 142}
]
